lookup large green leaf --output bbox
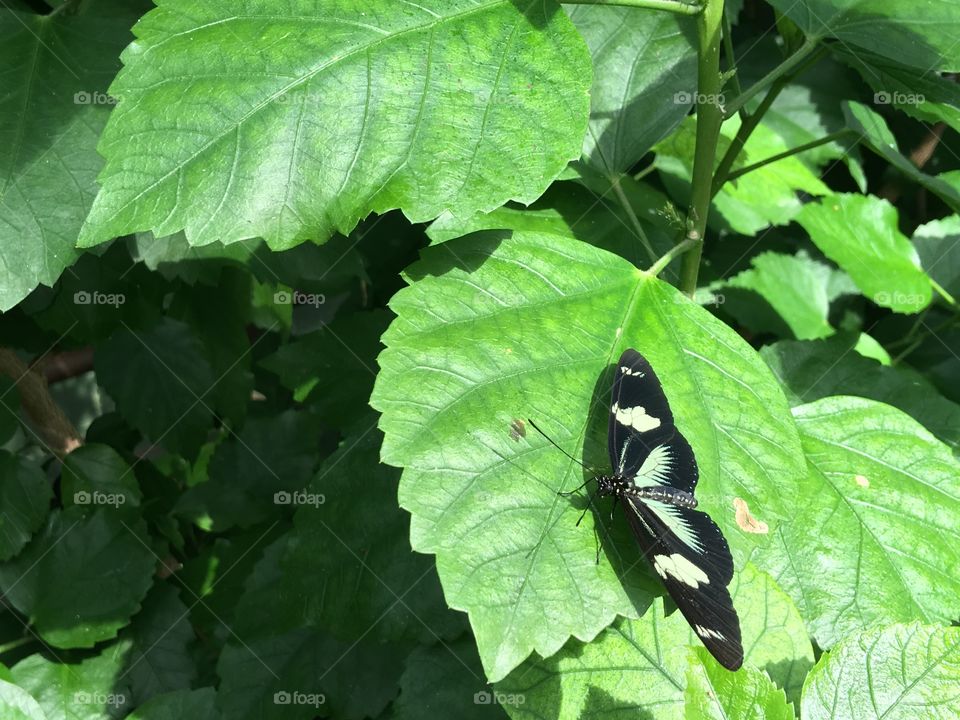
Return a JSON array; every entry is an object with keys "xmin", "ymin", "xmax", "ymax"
[
  {"xmin": 12, "ymin": 647, "xmax": 133, "ymax": 720},
  {"xmin": 685, "ymin": 648, "xmax": 794, "ymax": 720},
  {"xmin": 371, "ymin": 232, "xmax": 805, "ymax": 681},
  {"xmin": 795, "ymin": 193, "xmax": 932, "ymax": 314},
  {"xmin": 176, "ymin": 409, "xmax": 323, "ymax": 530},
  {"xmin": 0, "ymin": 680, "xmax": 47, "ymax": 720},
  {"xmin": 497, "ymin": 565, "xmax": 812, "ymax": 719},
  {"xmin": 843, "ymin": 102, "xmax": 960, "ymax": 214},
  {"xmin": 78, "ymin": 0, "xmax": 592, "ymax": 250},
  {"xmin": 761, "ymin": 335, "xmax": 960, "ymax": 452},
  {"xmin": 391, "ymin": 640, "xmax": 507, "ymax": 720},
  {"xmin": 757, "ymin": 396, "xmax": 960, "ymax": 649},
  {"xmin": 0, "ymin": 508, "xmax": 155, "ymax": 649},
  {"xmin": 0, "ymin": 0, "xmax": 144, "ymax": 310},
  {"xmin": 765, "ymin": 0, "xmax": 960, "ymax": 72},
  {"xmin": 0, "ymin": 452, "xmax": 52, "ymax": 561},
  {"xmin": 126, "ymin": 689, "xmax": 219, "ymax": 720},
  {"xmin": 568, "ymin": 4, "xmax": 696, "ymax": 175},
  {"xmin": 95, "ymin": 318, "xmax": 216, "ymax": 458},
  {"xmin": 914, "ymin": 215, "xmax": 960, "ymax": 299},
  {"xmin": 726, "ymin": 251, "xmax": 855, "ymax": 340},
  {"xmin": 801, "ymin": 623, "xmax": 960, "ymax": 720}
]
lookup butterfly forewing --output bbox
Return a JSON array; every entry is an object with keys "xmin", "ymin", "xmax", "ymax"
[{"xmin": 608, "ymin": 349, "xmax": 698, "ymax": 493}]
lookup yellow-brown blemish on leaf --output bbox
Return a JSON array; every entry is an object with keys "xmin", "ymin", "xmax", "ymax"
[
  {"xmin": 855, "ymin": 474, "xmax": 870, "ymax": 488},
  {"xmin": 509, "ymin": 418, "xmax": 526, "ymax": 442},
  {"xmin": 733, "ymin": 497, "xmax": 768, "ymax": 534}
]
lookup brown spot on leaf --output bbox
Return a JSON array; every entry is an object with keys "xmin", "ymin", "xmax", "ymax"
[
  {"xmin": 509, "ymin": 418, "xmax": 526, "ymax": 441},
  {"xmin": 733, "ymin": 497, "xmax": 768, "ymax": 534}
]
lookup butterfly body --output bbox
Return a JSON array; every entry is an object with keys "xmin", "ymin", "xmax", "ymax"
[
  {"xmin": 600, "ymin": 348, "xmax": 743, "ymax": 670},
  {"xmin": 594, "ymin": 476, "xmax": 698, "ymax": 509}
]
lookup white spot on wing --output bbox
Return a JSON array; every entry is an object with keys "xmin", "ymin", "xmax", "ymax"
[
  {"xmin": 652, "ymin": 553, "xmax": 710, "ymax": 588},
  {"xmin": 611, "ymin": 401, "xmax": 661, "ymax": 432},
  {"xmin": 694, "ymin": 625, "xmax": 725, "ymax": 640},
  {"xmin": 619, "ymin": 365, "xmax": 645, "ymax": 377}
]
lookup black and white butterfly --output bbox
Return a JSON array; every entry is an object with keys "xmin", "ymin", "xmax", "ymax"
[{"xmin": 532, "ymin": 348, "xmax": 743, "ymax": 670}]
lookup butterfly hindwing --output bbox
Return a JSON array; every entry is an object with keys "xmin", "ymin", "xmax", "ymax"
[{"xmin": 623, "ymin": 497, "xmax": 743, "ymax": 670}]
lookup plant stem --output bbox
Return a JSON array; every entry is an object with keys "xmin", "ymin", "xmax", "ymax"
[
  {"xmin": 611, "ymin": 176, "xmax": 658, "ymax": 264},
  {"xmin": 711, "ymin": 81, "xmax": 783, "ymax": 197},
  {"xmin": 723, "ymin": 39, "xmax": 820, "ymax": 118},
  {"xmin": 931, "ymin": 278, "xmax": 957, "ymax": 307},
  {"xmin": 724, "ymin": 129, "xmax": 856, "ymax": 183},
  {"xmin": 561, "ymin": 0, "xmax": 703, "ymax": 14},
  {"xmin": 649, "ymin": 237, "xmax": 698, "ymax": 276},
  {"xmin": 679, "ymin": 0, "xmax": 725, "ymax": 296}
]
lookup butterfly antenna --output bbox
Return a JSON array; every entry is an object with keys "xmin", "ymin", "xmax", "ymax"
[{"xmin": 527, "ymin": 418, "xmax": 596, "ymax": 474}]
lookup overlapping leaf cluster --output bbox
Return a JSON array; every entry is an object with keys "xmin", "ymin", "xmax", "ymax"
[{"xmin": 1, "ymin": 0, "xmax": 960, "ymax": 718}]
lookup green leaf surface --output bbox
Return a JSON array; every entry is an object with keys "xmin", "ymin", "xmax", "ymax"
[
  {"xmin": 0, "ymin": 679, "xmax": 47, "ymax": 720},
  {"xmin": 126, "ymin": 689, "xmax": 218, "ymax": 720},
  {"xmin": 0, "ymin": 1, "xmax": 143, "ymax": 310},
  {"xmin": 795, "ymin": 193, "xmax": 932, "ymax": 313},
  {"xmin": 425, "ymin": 175, "xmax": 676, "ymax": 275},
  {"xmin": 843, "ymin": 101, "xmax": 960, "ymax": 214},
  {"xmin": 685, "ymin": 647, "xmax": 794, "ymax": 720},
  {"xmin": 914, "ymin": 215, "xmax": 960, "ymax": 299},
  {"xmin": 79, "ymin": 0, "xmax": 592, "ymax": 250},
  {"xmin": 260, "ymin": 310, "xmax": 390, "ymax": 430},
  {"xmin": 12, "ymin": 648, "xmax": 133, "ymax": 720},
  {"xmin": 117, "ymin": 583, "xmax": 197, "ymax": 706},
  {"xmin": 568, "ymin": 4, "xmax": 696, "ymax": 175},
  {"xmin": 276, "ymin": 422, "xmax": 461, "ymax": 644},
  {"xmin": 727, "ymin": 251, "xmax": 855, "ymax": 340},
  {"xmin": 756, "ymin": 396, "xmax": 960, "ymax": 650},
  {"xmin": 371, "ymin": 232, "xmax": 805, "ymax": 681},
  {"xmin": 177, "ymin": 409, "xmax": 322, "ymax": 530},
  {"xmin": 0, "ymin": 508, "xmax": 155, "ymax": 649},
  {"xmin": 657, "ymin": 117, "xmax": 829, "ymax": 236},
  {"xmin": 834, "ymin": 48, "xmax": 960, "ymax": 135},
  {"xmin": 62, "ymin": 444, "xmax": 141, "ymax": 510},
  {"xmin": 801, "ymin": 623, "xmax": 960, "ymax": 720},
  {"xmin": 216, "ymin": 628, "xmax": 403, "ymax": 720},
  {"xmin": 766, "ymin": 0, "xmax": 960, "ymax": 71},
  {"xmin": 390, "ymin": 640, "xmax": 507, "ymax": 720},
  {"xmin": 498, "ymin": 564, "xmax": 812, "ymax": 720},
  {"xmin": 0, "ymin": 452, "xmax": 52, "ymax": 561},
  {"xmin": 94, "ymin": 318, "xmax": 216, "ymax": 457},
  {"xmin": 762, "ymin": 334, "xmax": 960, "ymax": 452}
]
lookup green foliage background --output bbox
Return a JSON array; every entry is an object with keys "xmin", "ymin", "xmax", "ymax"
[{"xmin": 1, "ymin": 0, "xmax": 959, "ymax": 718}]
